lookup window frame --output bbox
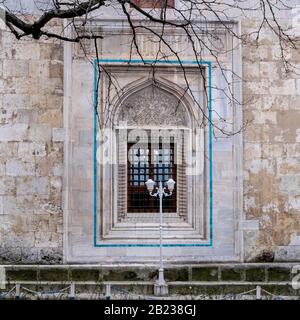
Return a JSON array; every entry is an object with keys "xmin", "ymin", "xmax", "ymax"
[{"xmin": 127, "ymin": 141, "xmax": 177, "ymax": 213}]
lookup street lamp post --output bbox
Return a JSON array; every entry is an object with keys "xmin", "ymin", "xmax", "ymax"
[{"xmin": 145, "ymin": 178, "xmax": 175, "ymax": 296}]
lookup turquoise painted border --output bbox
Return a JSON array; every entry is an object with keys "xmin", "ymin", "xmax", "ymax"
[{"xmin": 93, "ymin": 59, "xmax": 213, "ymax": 247}]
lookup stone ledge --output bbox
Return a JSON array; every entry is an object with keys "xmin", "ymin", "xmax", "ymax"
[
  {"xmin": 1, "ymin": 282, "xmax": 299, "ymax": 298},
  {"xmin": 2, "ymin": 263, "xmax": 299, "ymax": 283}
]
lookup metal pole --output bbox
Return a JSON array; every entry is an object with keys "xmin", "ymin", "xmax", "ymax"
[
  {"xmin": 15, "ymin": 283, "xmax": 20, "ymax": 300},
  {"xmin": 69, "ymin": 282, "xmax": 75, "ymax": 300},
  {"xmin": 158, "ymin": 181, "xmax": 165, "ymax": 285},
  {"xmin": 105, "ymin": 284, "xmax": 111, "ymax": 300},
  {"xmin": 256, "ymin": 285, "xmax": 261, "ymax": 300}
]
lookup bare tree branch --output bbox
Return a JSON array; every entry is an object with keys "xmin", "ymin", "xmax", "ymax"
[{"xmin": 0, "ymin": 0, "xmax": 298, "ymax": 135}]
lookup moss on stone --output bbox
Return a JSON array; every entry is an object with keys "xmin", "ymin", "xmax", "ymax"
[
  {"xmin": 267, "ymin": 267, "xmax": 291, "ymax": 282},
  {"xmin": 221, "ymin": 267, "xmax": 244, "ymax": 281},
  {"xmin": 148, "ymin": 270, "xmax": 158, "ymax": 281},
  {"xmin": 245, "ymin": 268, "xmax": 266, "ymax": 282},
  {"xmin": 39, "ymin": 268, "xmax": 69, "ymax": 282},
  {"xmin": 165, "ymin": 268, "xmax": 189, "ymax": 281},
  {"xmin": 102, "ymin": 270, "xmax": 139, "ymax": 281},
  {"xmin": 71, "ymin": 269, "xmax": 100, "ymax": 282},
  {"xmin": 6, "ymin": 269, "xmax": 38, "ymax": 281},
  {"xmin": 191, "ymin": 267, "xmax": 218, "ymax": 281}
]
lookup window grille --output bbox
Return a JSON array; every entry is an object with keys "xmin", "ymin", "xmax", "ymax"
[{"xmin": 127, "ymin": 141, "xmax": 177, "ymax": 212}]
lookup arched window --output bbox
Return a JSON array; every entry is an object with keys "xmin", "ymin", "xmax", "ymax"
[{"xmin": 116, "ymin": 84, "xmax": 190, "ymax": 220}]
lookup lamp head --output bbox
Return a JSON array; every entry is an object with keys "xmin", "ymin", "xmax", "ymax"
[
  {"xmin": 145, "ymin": 179, "xmax": 156, "ymax": 192},
  {"xmin": 166, "ymin": 178, "xmax": 175, "ymax": 192}
]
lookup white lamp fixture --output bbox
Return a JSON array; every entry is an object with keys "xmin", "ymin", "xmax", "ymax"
[
  {"xmin": 145, "ymin": 179, "xmax": 156, "ymax": 192},
  {"xmin": 166, "ymin": 178, "xmax": 175, "ymax": 192},
  {"xmin": 145, "ymin": 178, "xmax": 176, "ymax": 296}
]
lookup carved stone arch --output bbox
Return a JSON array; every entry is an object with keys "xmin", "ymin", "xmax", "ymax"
[{"xmin": 111, "ymin": 78, "xmax": 198, "ymax": 129}]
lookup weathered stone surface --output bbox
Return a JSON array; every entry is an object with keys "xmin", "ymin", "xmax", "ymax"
[
  {"xmin": 0, "ymin": 26, "xmax": 64, "ymax": 264},
  {"xmin": 18, "ymin": 142, "xmax": 47, "ymax": 159},
  {"xmin": 39, "ymin": 268, "xmax": 69, "ymax": 282},
  {"xmin": 34, "ymin": 231, "xmax": 61, "ymax": 248},
  {"xmin": 191, "ymin": 267, "xmax": 219, "ymax": 281},
  {"xmin": 243, "ymin": 18, "xmax": 300, "ymax": 261},
  {"xmin": 40, "ymin": 44, "xmax": 63, "ymax": 61},
  {"xmin": 39, "ymin": 248, "xmax": 63, "ymax": 265},
  {"xmin": 0, "ymin": 196, "xmax": 3, "ymax": 215},
  {"xmin": 245, "ymin": 268, "xmax": 266, "ymax": 282},
  {"xmin": 16, "ymin": 177, "xmax": 49, "ymax": 196},
  {"xmin": 52, "ymin": 128, "xmax": 65, "ymax": 142},
  {"xmin": 0, "ymin": 124, "xmax": 28, "ymax": 142},
  {"xmin": 164, "ymin": 268, "xmax": 189, "ymax": 281},
  {"xmin": 0, "ymin": 12, "xmax": 300, "ymax": 267},
  {"xmin": 6, "ymin": 268, "xmax": 37, "ymax": 281},
  {"xmin": 0, "ymin": 247, "xmax": 22, "ymax": 263},
  {"xmin": 71, "ymin": 269, "xmax": 100, "ymax": 282},
  {"xmin": 102, "ymin": 270, "xmax": 140, "ymax": 282},
  {"xmin": 6, "ymin": 160, "xmax": 35, "ymax": 176},
  {"xmin": 267, "ymin": 267, "xmax": 292, "ymax": 282},
  {"xmin": 3, "ymin": 60, "xmax": 29, "ymax": 78},
  {"xmin": 49, "ymin": 62, "xmax": 63, "ymax": 78},
  {"xmin": 221, "ymin": 267, "xmax": 245, "ymax": 281}
]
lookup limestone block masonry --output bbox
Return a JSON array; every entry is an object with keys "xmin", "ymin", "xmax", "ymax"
[
  {"xmin": 0, "ymin": 13, "xmax": 299, "ymax": 266},
  {"xmin": 0, "ymin": 22, "xmax": 64, "ymax": 264},
  {"xmin": 242, "ymin": 19, "xmax": 300, "ymax": 262}
]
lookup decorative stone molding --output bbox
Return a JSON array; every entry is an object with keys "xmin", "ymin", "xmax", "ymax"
[
  {"xmin": 118, "ymin": 85, "xmax": 189, "ymax": 127},
  {"xmin": 97, "ymin": 70, "xmax": 207, "ymax": 242}
]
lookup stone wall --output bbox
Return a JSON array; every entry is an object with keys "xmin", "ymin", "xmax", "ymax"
[
  {"xmin": 0, "ymin": 14, "xmax": 300, "ymax": 264},
  {"xmin": 242, "ymin": 19, "xmax": 300, "ymax": 261},
  {"xmin": 0, "ymin": 24, "xmax": 64, "ymax": 264}
]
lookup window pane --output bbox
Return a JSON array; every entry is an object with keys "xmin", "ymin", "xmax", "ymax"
[{"xmin": 127, "ymin": 142, "xmax": 176, "ymax": 213}]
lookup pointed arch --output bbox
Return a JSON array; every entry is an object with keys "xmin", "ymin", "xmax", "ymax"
[{"xmin": 110, "ymin": 77, "xmax": 198, "ymax": 129}]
